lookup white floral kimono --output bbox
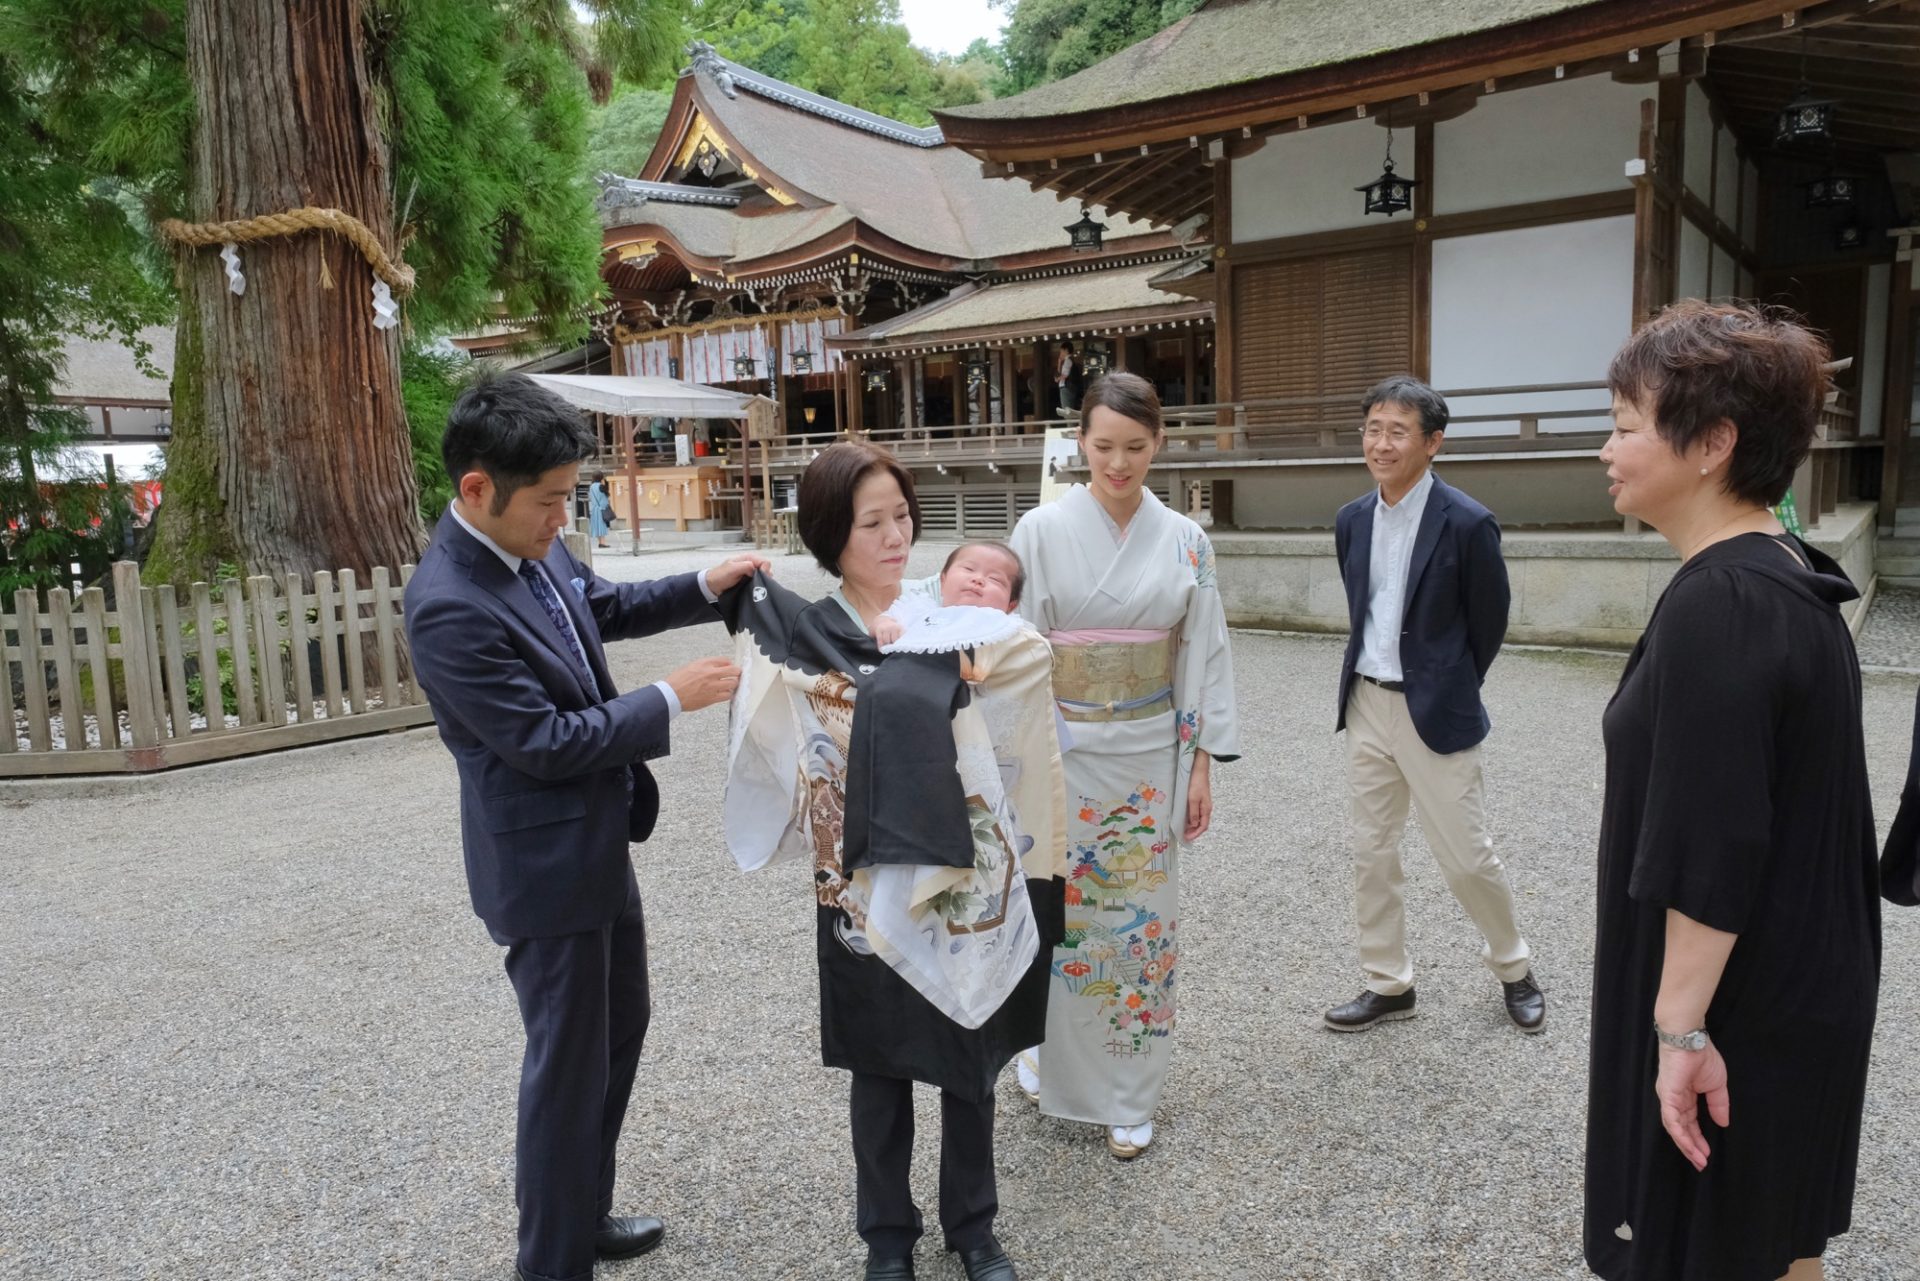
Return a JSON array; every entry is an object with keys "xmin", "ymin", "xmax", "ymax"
[{"xmin": 1008, "ymin": 485, "xmax": 1240, "ymax": 1126}]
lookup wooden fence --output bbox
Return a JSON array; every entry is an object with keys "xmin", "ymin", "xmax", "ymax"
[{"xmin": 2, "ymin": 560, "xmax": 434, "ymax": 776}]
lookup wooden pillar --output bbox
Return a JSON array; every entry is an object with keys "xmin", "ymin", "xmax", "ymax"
[
  {"xmin": 1000, "ymin": 347, "xmax": 1017, "ymax": 430},
  {"xmin": 1879, "ymin": 252, "xmax": 1914, "ymax": 529},
  {"xmin": 1212, "ymin": 154, "xmax": 1238, "ymax": 471},
  {"xmin": 896, "ymin": 357, "xmax": 914, "ymax": 435},
  {"xmin": 1182, "ymin": 330, "xmax": 1197, "ymax": 408},
  {"xmin": 772, "ymin": 317, "xmax": 789, "ymax": 434},
  {"xmin": 950, "ymin": 359, "xmax": 965, "ymax": 429},
  {"xmin": 1412, "ymin": 122, "xmax": 1435, "ymax": 381},
  {"xmin": 848, "ymin": 361, "xmax": 864, "ymax": 435}
]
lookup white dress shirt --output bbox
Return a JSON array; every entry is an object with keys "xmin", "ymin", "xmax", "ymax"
[
  {"xmin": 1354, "ymin": 467, "xmax": 1435, "ymax": 684},
  {"xmin": 450, "ymin": 502, "xmax": 714, "ymax": 718}
]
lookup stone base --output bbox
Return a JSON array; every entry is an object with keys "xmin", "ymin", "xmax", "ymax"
[{"xmin": 1214, "ymin": 503, "xmax": 1878, "ymax": 648}]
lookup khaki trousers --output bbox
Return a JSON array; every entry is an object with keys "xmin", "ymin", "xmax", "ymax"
[{"xmin": 1345, "ymin": 679, "xmax": 1531, "ymax": 995}]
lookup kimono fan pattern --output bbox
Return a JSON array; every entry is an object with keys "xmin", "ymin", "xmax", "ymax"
[
  {"xmin": 1009, "ymin": 485, "xmax": 1240, "ymax": 1127},
  {"xmin": 719, "ymin": 572, "xmax": 1067, "ymax": 1102}
]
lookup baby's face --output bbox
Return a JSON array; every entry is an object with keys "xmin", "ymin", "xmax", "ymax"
[{"xmin": 941, "ymin": 547, "xmax": 1019, "ymax": 612}]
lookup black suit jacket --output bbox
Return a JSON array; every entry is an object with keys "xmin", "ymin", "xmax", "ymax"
[
  {"xmin": 404, "ymin": 510, "xmax": 715, "ymax": 938},
  {"xmin": 1334, "ymin": 474, "xmax": 1511, "ymax": 755}
]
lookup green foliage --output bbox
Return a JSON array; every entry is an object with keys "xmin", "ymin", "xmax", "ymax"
[
  {"xmin": 0, "ymin": 26, "xmax": 173, "ymax": 597},
  {"xmin": 586, "ymin": 84, "xmax": 674, "ymax": 179},
  {"xmin": 400, "ymin": 344, "xmax": 468, "ymax": 525},
  {"xmin": 991, "ymin": 0, "xmax": 1202, "ymax": 95}
]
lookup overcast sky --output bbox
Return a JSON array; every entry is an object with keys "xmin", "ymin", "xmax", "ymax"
[{"xmin": 898, "ymin": 0, "xmax": 1005, "ymax": 56}]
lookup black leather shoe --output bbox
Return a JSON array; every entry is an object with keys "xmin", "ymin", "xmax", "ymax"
[
  {"xmin": 1503, "ymin": 972, "xmax": 1547, "ymax": 1033},
  {"xmin": 863, "ymin": 1254, "xmax": 916, "ymax": 1281},
  {"xmin": 595, "ymin": 1213, "xmax": 665, "ymax": 1259},
  {"xmin": 954, "ymin": 1241, "xmax": 1018, "ymax": 1281},
  {"xmin": 1323, "ymin": 988, "xmax": 1417, "ymax": 1031}
]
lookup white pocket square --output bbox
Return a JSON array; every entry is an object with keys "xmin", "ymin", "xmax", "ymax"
[{"xmin": 570, "ymin": 576, "xmax": 587, "ymax": 599}]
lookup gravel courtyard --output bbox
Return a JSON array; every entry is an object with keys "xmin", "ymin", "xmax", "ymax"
[{"xmin": 5, "ymin": 542, "xmax": 1917, "ymax": 1281}]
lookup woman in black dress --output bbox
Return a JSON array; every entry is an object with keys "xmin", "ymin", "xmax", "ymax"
[{"xmin": 1586, "ymin": 301, "xmax": 1880, "ymax": 1281}]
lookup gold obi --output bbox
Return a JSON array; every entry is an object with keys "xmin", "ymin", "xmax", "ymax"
[{"xmin": 1051, "ymin": 639, "xmax": 1175, "ymax": 723}]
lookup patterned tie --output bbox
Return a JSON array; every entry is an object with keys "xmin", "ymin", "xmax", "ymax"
[{"xmin": 518, "ymin": 561, "xmax": 597, "ymax": 696}]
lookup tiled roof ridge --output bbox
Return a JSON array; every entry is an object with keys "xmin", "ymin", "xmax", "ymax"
[
  {"xmin": 684, "ymin": 40, "xmax": 945, "ymax": 148},
  {"xmin": 596, "ymin": 175, "xmax": 746, "ymax": 208}
]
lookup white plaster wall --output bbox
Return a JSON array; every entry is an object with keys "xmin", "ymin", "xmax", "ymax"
[
  {"xmin": 1860, "ymin": 262, "xmax": 1891, "ymax": 438},
  {"xmin": 1678, "ymin": 218, "xmax": 1711, "ymax": 300},
  {"xmin": 1231, "ymin": 116, "xmax": 1409, "ymax": 243},
  {"xmin": 1429, "ymin": 215, "xmax": 1633, "ymax": 435},
  {"xmin": 1683, "ymin": 83, "xmax": 1713, "ymax": 200},
  {"xmin": 1712, "ymin": 245, "xmax": 1736, "ymax": 299},
  {"xmin": 1714, "ymin": 123, "xmax": 1740, "ymax": 226},
  {"xmin": 1433, "ymin": 76, "xmax": 1648, "ymax": 215}
]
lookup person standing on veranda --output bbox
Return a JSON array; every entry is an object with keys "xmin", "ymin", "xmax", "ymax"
[
  {"xmin": 1007, "ymin": 372, "xmax": 1239, "ymax": 1160},
  {"xmin": 1325, "ymin": 375, "xmax": 1546, "ymax": 1034},
  {"xmin": 1585, "ymin": 301, "xmax": 1879, "ymax": 1281}
]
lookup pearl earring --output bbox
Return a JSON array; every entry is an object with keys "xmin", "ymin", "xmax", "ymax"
[{"xmin": 1699, "ymin": 467, "xmax": 1709, "ymax": 476}]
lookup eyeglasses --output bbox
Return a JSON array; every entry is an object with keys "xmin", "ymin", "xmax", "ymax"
[{"xmin": 1362, "ymin": 427, "xmax": 1417, "ymax": 445}]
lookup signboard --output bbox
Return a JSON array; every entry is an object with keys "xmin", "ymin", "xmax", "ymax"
[
  {"xmin": 1038, "ymin": 426, "xmax": 1081, "ymax": 506},
  {"xmin": 674, "ymin": 433, "xmax": 692, "ymax": 466}
]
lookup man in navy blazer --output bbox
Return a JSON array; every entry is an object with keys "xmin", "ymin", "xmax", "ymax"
[
  {"xmin": 405, "ymin": 373, "xmax": 765, "ymax": 1281},
  {"xmin": 1325, "ymin": 376, "xmax": 1544, "ymax": 1036}
]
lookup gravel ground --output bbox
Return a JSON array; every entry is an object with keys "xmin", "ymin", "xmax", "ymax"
[
  {"xmin": 1858, "ymin": 585, "xmax": 1920, "ymax": 671},
  {"xmin": 4, "ymin": 542, "xmax": 1918, "ymax": 1281}
]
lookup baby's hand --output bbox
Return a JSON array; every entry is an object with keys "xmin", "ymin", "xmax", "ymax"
[{"xmin": 872, "ymin": 615, "xmax": 904, "ymax": 647}]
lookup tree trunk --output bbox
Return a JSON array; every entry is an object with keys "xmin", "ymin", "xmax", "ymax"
[{"xmin": 154, "ymin": 0, "xmax": 423, "ymax": 585}]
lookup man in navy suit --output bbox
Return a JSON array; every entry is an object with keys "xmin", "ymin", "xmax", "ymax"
[
  {"xmin": 404, "ymin": 373, "xmax": 766, "ymax": 1281},
  {"xmin": 1325, "ymin": 375, "xmax": 1544, "ymax": 1035}
]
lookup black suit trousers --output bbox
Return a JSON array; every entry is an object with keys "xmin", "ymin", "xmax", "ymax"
[
  {"xmin": 850, "ymin": 1072, "xmax": 997, "ymax": 1258},
  {"xmin": 494, "ymin": 878, "xmax": 650, "ymax": 1281}
]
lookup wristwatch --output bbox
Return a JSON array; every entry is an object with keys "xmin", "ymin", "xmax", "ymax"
[{"xmin": 1653, "ymin": 1023, "xmax": 1710, "ymax": 1051}]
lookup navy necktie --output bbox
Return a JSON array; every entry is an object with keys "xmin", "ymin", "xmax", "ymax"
[{"xmin": 518, "ymin": 561, "xmax": 597, "ymax": 696}]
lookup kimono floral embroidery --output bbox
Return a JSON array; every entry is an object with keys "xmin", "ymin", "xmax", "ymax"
[
  {"xmin": 1175, "ymin": 710, "xmax": 1200, "ymax": 759},
  {"xmin": 1178, "ymin": 528, "xmax": 1217, "ymax": 589},
  {"xmin": 1057, "ymin": 785, "xmax": 1177, "ymax": 1055}
]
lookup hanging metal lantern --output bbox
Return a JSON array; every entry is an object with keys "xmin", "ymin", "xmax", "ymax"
[
  {"xmin": 1083, "ymin": 345, "xmax": 1111, "ymax": 377},
  {"xmin": 731, "ymin": 353, "xmax": 756, "ymax": 380},
  {"xmin": 1775, "ymin": 90, "xmax": 1836, "ymax": 146},
  {"xmin": 965, "ymin": 353, "xmax": 991, "ymax": 391},
  {"xmin": 1804, "ymin": 171, "xmax": 1855, "ymax": 209},
  {"xmin": 790, "ymin": 348, "xmax": 814, "ymax": 375},
  {"xmin": 668, "ymin": 356, "xmax": 681, "ymax": 379},
  {"xmin": 1834, "ymin": 222, "xmax": 1867, "ymax": 252},
  {"xmin": 864, "ymin": 368, "xmax": 889, "ymax": 392},
  {"xmin": 1357, "ymin": 123, "xmax": 1416, "ymax": 217},
  {"xmin": 1065, "ymin": 206, "xmax": 1107, "ymax": 253}
]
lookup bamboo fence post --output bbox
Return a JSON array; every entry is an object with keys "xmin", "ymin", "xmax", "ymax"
[
  {"xmin": 191, "ymin": 582, "xmax": 228, "ymax": 735},
  {"xmin": 45, "ymin": 589, "xmax": 82, "ymax": 749},
  {"xmin": 286, "ymin": 573, "xmax": 316, "ymax": 724},
  {"xmin": 372, "ymin": 566, "xmax": 400, "ymax": 708},
  {"xmin": 110, "ymin": 564, "xmax": 159, "ymax": 749},
  {"xmin": 156, "ymin": 586, "xmax": 193, "ymax": 738},
  {"xmin": 12, "ymin": 590, "xmax": 51, "ymax": 752},
  {"xmin": 340, "ymin": 568, "xmax": 367, "ymax": 714},
  {"xmin": 313, "ymin": 571, "xmax": 344, "ymax": 719},
  {"xmin": 223, "ymin": 577, "xmax": 259, "ymax": 727},
  {"xmin": 80, "ymin": 587, "xmax": 115, "ymax": 745}
]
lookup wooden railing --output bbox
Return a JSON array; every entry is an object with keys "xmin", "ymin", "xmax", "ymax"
[{"xmin": 3, "ymin": 559, "xmax": 438, "ymax": 776}]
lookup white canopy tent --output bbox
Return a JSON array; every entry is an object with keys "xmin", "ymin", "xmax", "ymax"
[{"xmin": 527, "ymin": 373, "xmax": 759, "ymax": 419}]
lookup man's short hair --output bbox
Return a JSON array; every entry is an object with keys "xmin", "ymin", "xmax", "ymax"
[
  {"xmin": 943, "ymin": 541, "xmax": 1025, "ymax": 606},
  {"xmin": 442, "ymin": 373, "xmax": 598, "ymax": 515},
  {"xmin": 796, "ymin": 442, "xmax": 922, "ymax": 577},
  {"xmin": 1607, "ymin": 299, "xmax": 1830, "ymax": 508},
  {"xmin": 1361, "ymin": 375, "xmax": 1450, "ymax": 436}
]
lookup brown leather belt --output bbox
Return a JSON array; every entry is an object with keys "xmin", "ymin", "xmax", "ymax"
[{"xmin": 1361, "ymin": 674, "xmax": 1406, "ymax": 694}]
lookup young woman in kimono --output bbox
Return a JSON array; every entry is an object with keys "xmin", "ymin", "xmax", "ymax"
[
  {"xmin": 1007, "ymin": 371, "xmax": 1240, "ymax": 1160},
  {"xmin": 717, "ymin": 442, "xmax": 1065, "ymax": 1281}
]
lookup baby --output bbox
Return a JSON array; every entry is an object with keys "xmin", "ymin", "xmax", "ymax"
[{"xmin": 872, "ymin": 541, "xmax": 1025, "ymax": 650}]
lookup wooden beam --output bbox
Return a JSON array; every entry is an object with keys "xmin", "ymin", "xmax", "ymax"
[{"xmin": 1411, "ymin": 122, "xmax": 1434, "ymax": 381}]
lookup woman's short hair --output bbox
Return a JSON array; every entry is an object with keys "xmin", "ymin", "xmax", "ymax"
[
  {"xmin": 442, "ymin": 373, "xmax": 597, "ymax": 514},
  {"xmin": 796, "ymin": 442, "xmax": 921, "ymax": 577},
  {"xmin": 1361, "ymin": 375, "xmax": 1450, "ymax": 436},
  {"xmin": 1080, "ymin": 371, "xmax": 1163, "ymax": 435},
  {"xmin": 1608, "ymin": 300, "xmax": 1831, "ymax": 507}
]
